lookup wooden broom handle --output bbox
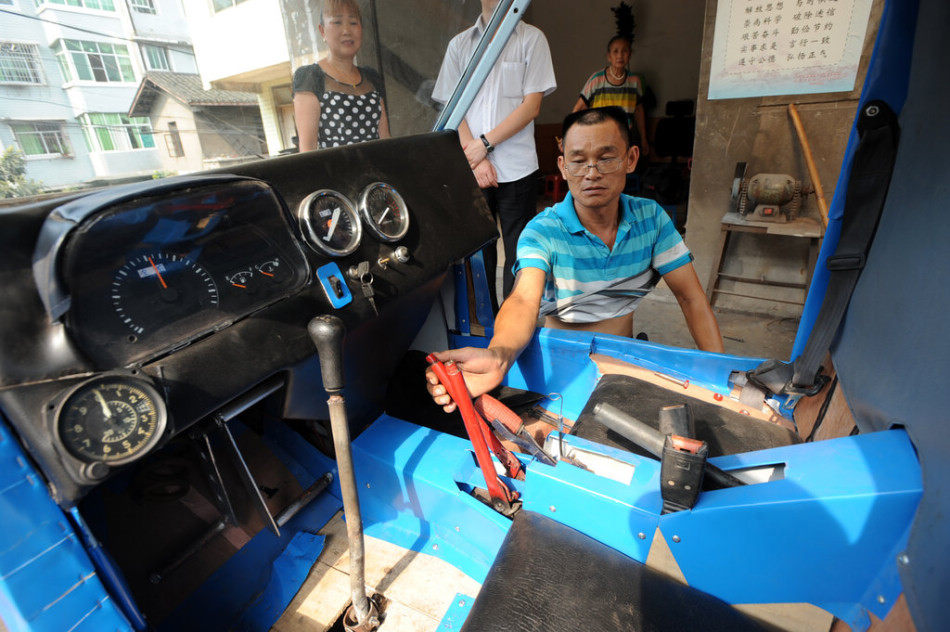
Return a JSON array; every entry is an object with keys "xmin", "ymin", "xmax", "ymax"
[{"xmin": 788, "ymin": 103, "xmax": 829, "ymax": 228}]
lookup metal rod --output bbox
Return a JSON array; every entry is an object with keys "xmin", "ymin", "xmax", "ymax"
[
  {"xmin": 433, "ymin": 0, "xmax": 526, "ymax": 131},
  {"xmin": 149, "ymin": 518, "xmax": 227, "ymax": 584},
  {"xmin": 593, "ymin": 403, "xmax": 745, "ymax": 489},
  {"xmin": 215, "ymin": 419, "xmax": 281, "ymax": 537},
  {"xmin": 276, "ymin": 472, "xmax": 334, "ymax": 527},
  {"xmin": 328, "ymin": 395, "xmax": 371, "ymax": 622}
]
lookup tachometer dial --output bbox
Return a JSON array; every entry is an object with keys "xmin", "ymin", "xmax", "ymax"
[
  {"xmin": 297, "ymin": 190, "xmax": 362, "ymax": 257},
  {"xmin": 57, "ymin": 376, "xmax": 167, "ymax": 465},
  {"xmin": 112, "ymin": 252, "xmax": 219, "ymax": 338},
  {"xmin": 359, "ymin": 182, "xmax": 410, "ymax": 242}
]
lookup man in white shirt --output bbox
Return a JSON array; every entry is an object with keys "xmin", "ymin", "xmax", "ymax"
[{"xmin": 432, "ymin": 0, "xmax": 556, "ymax": 305}]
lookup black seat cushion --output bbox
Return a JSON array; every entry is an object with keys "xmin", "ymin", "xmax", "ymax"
[
  {"xmin": 460, "ymin": 511, "xmax": 769, "ymax": 632},
  {"xmin": 571, "ymin": 374, "xmax": 800, "ymax": 458}
]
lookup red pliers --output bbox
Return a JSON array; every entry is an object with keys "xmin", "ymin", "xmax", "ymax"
[{"xmin": 426, "ymin": 354, "xmax": 523, "ymax": 511}]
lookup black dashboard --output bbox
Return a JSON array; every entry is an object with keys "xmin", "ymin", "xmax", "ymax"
[{"xmin": 0, "ymin": 131, "xmax": 496, "ymax": 505}]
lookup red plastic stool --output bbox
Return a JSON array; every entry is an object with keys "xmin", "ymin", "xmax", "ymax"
[{"xmin": 544, "ymin": 173, "xmax": 566, "ymax": 202}]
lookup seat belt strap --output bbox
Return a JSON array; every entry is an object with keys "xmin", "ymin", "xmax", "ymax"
[{"xmin": 747, "ymin": 100, "xmax": 900, "ymax": 398}]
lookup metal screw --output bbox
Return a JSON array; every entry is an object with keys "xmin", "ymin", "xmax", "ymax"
[
  {"xmin": 877, "ymin": 595, "xmax": 886, "ymax": 604},
  {"xmin": 866, "ymin": 104, "xmax": 880, "ymax": 117},
  {"xmin": 898, "ymin": 553, "xmax": 910, "ymax": 566},
  {"xmin": 365, "ymin": 483, "xmax": 371, "ymax": 488},
  {"xmin": 684, "ymin": 485, "xmax": 692, "ymax": 491},
  {"xmin": 455, "ymin": 526, "xmax": 460, "ymax": 532},
  {"xmin": 458, "ymin": 599, "xmax": 466, "ymax": 607},
  {"xmin": 638, "ymin": 532, "xmax": 646, "ymax": 540},
  {"xmin": 549, "ymin": 505, "xmax": 557, "ymax": 512},
  {"xmin": 672, "ymin": 535, "xmax": 681, "ymax": 543},
  {"xmin": 432, "ymin": 543, "xmax": 439, "ymax": 551},
  {"xmin": 667, "ymin": 480, "xmax": 675, "ymax": 486}
]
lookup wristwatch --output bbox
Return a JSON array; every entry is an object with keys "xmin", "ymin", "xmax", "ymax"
[{"xmin": 480, "ymin": 134, "xmax": 495, "ymax": 154}]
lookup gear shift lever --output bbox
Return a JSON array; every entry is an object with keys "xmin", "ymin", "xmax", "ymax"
[{"xmin": 308, "ymin": 315, "xmax": 379, "ymax": 630}]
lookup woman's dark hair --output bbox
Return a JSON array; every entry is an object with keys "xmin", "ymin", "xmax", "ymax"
[
  {"xmin": 610, "ymin": 2, "xmax": 635, "ymax": 48},
  {"xmin": 561, "ymin": 106, "xmax": 634, "ymax": 148}
]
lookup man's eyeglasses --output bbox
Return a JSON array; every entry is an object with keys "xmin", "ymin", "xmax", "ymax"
[{"xmin": 563, "ymin": 157, "xmax": 623, "ymax": 177}]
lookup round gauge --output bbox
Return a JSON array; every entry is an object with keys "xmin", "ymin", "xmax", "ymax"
[
  {"xmin": 57, "ymin": 376, "xmax": 167, "ymax": 465},
  {"xmin": 359, "ymin": 182, "xmax": 410, "ymax": 242},
  {"xmin": 297, "ymin": 190, "xmax": 362, "ymax": 256},
  {"xmin": 112, "ymin": 252, "xmax": 219, "ymax": 338}
]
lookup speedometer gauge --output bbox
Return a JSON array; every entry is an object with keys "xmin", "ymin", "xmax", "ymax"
[
  {"xmin": 359, "ymin": 182, "xmax": 410, "ymax": 242},
  {"xmin": 112, "ymin": 252, "xmax": 219, "ymax": 338},
  {"xmin": 57, "ymin": 375, "xmax": 167, "ymax": 465},
  {"xmin": 297, "ymin": 190, "xmax": 362, "ymax": 256}
]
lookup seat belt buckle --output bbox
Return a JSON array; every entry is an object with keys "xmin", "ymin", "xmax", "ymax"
[
  {"xmin": 826, "ymin": 253, "xmax": 866, "ymax": 271},
  {"xmin": 786, "ymin": 372, "xmax": 831, "ymax": 397},
  {"xmin": 660, "ymin": 435, "xmax": 709, "ymax": 514}
]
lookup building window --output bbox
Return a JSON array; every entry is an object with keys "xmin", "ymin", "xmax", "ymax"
[
  {"xmin": 35, "ymin": 0, "xmax": 116, "ymax": 10},
  {"xmin": 54, "ymin": 39, "xmax": 135, "ymax": 83},
  {"xmin": 212, "ymin": 0, "xmax": 249, "ymax": 12},
  {"xmin": 0, "ymin": 1, "xmax": 14, "ymax": 6},
  {"xmin": 79, "ymin": 113, "xmax": 155, "ymax": 151},
  {"xmin": 165, "ymin": 121, "xmax": 184, "ymax": 157},
  {"xmin": 10, "ymin": 122, "xmax": 70, "ymax": 156},
  {"xmin": 143, "ymin": 45, "xmax": 169, "ymax": 71},
  {"xmin": 129, "ymin": 0, "xmax": 155, "ymax": 13},
  {"xmin": 0, "ymin": 43, "xmax": 44, "ymax": 84}
]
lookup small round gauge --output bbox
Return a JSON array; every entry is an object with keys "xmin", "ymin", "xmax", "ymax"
[
  {"xmin": 112, "ymin": 252, "xmax": 219, "ymax": 337},
  {"xmin": 57, "ymin": 376, "xmax": 167, "ymax": 465},
  {"xmin": 298, "ymin": 190, "xmax": 362, "ymax": 257},
  {"xmin": 359, "ymin": 182, "xmax": 410, "ymax": 242}
]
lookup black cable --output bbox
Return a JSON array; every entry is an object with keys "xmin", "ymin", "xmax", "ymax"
[{"xmin": 805, "ymin": 375, "xmax": 838, "ymax": 442}]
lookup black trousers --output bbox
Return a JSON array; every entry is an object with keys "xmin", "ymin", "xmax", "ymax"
[{"xmin": 481, "ymin": 170, "xmax": 539, "ymax": 308}]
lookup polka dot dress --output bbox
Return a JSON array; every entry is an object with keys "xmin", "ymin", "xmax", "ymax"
[{"xmin": 319, "ymin": 91, "xmax": 382, "ymax": 148}]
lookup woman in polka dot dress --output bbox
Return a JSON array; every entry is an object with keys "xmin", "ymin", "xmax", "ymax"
[{"xmin": 293, "ymin": 0, "xmax": 390, "ymax": 151}]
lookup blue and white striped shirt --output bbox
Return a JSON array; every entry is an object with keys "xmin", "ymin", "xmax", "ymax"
[{"xmin": 513, "ymin": 193, "xmax": 692, "ymax": 323}]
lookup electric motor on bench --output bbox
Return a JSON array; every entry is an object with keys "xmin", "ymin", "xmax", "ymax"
[{"xmin": 731, "ymin": 162, "xmax": 805, "ymax": 222}]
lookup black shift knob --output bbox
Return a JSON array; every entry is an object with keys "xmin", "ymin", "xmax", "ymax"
[{"xmin": 308, "ymin": 315, "xmax": 346, "ymax": 393}]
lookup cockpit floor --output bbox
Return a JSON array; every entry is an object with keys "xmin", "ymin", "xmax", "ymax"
[{"xmin": 274, "ymin": 512, "xmax": 481, "ymax": 631}]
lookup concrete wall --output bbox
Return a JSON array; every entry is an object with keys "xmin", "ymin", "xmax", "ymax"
[
  {"xmin": 149, "ymin": 92, "xmax": 203, "ymax": 174},
  {"xmin": 87, "ymin": 146, "xmax": 161, "ymax": 178},
  {"xmin": 127, "ymin": 0, "xmax": 192, "ymax": 42},
  {"xmin": 684, "ymin": 0, "xmax": 884, "ymax": 318},
  {"xmin": 526, "ymin": 0, "xmax": 706, "ymax": 125},
  {"xmin": 184, "ymin": 0, "xmax": 289, "ymax": 88}
]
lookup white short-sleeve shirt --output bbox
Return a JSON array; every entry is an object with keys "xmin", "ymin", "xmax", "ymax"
[{"xmin": 432, "ymin": 17, "xmax": 556, "ymax": 183}]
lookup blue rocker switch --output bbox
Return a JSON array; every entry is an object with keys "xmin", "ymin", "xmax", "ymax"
[{"xmin": 316, "ymin": 262, "xmax": 352, "ymax": 309}]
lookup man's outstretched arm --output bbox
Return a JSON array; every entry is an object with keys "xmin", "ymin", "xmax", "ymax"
[
  {"xmin": 663, "ymin": 263, "xmax": 725, "ymax": 353},
  {"xmin": 426, "ymin": 267, "xmax": 546, "ymax": 412}
]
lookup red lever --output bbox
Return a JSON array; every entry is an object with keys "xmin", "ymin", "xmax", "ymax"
[{"xmin": 426, "ymin": 355, "xmax": 517, "ymax": 507}]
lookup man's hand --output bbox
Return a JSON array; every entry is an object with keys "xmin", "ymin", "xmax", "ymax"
[
  {"xmin": 463, "ymin": 137, "xmax": 489, "ymax": 168},
  {"xmin": 473, "ymin": 159, "xmax": 498, "ymax": 189},
  {"xmin": 425, "ymin": 347, "xmax": 509, "ymax": 413}
]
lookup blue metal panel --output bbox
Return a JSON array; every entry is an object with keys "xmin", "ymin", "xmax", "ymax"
[
  {"xmin": 449, "ymin": 327, "xmax": 791, "ymax": 420},
  {"xmin": 468, "ymin": 250, "xmax": 495, "ymax": 330},
  {"xmin": 660, "ymin": 430, "xmax": 921, "ymax": 632},
  {"xmin": 351, "ymin": 416, "xmax": 511, "ymax": 582},
  {"xmin": 436, "ymin": 593, "xmax": 475, "ymax": 632},
  {"xmin": 523, "ymin": 433, "xmax": 661, "ymax": 562},
  {"xmin": 0, "ymin": 416, "xmax": 132, "ymax": 632},
  {"xmin": 452, "ymin": 263, "xmax": 470, "ymax": 335}
]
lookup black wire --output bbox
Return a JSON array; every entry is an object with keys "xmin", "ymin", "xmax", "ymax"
[
  {"xmin": 0, "ymin": 8, "xmax": 196, "ymax": 56},
  {"xmin": 805, "ymin": 375, "xmax": 837, "ymax": 442}
]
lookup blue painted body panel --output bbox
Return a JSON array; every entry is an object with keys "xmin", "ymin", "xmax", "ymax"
[{"xmin": 0, "ymin": 416, "xmax": 132, "ymax": 632}]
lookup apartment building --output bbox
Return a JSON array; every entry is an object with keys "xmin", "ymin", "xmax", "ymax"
[{"xmin": 0, "ymin": 0, "xmax": 197, "ymax": 189}]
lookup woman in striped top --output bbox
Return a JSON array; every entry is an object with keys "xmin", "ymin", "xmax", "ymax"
[{"xmin": 573, "ymin": 36, "xmax": 649, "ymax": 157}]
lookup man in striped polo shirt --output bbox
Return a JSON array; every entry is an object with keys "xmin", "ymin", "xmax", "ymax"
[{"xmin": 427, "ymin": 107, "xmax": 722, "ymax": 411}]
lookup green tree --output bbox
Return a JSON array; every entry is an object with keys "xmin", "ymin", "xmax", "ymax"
[{"xmin": 0, "ymin": 147, "xmax": 43, "ymax": 198}]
